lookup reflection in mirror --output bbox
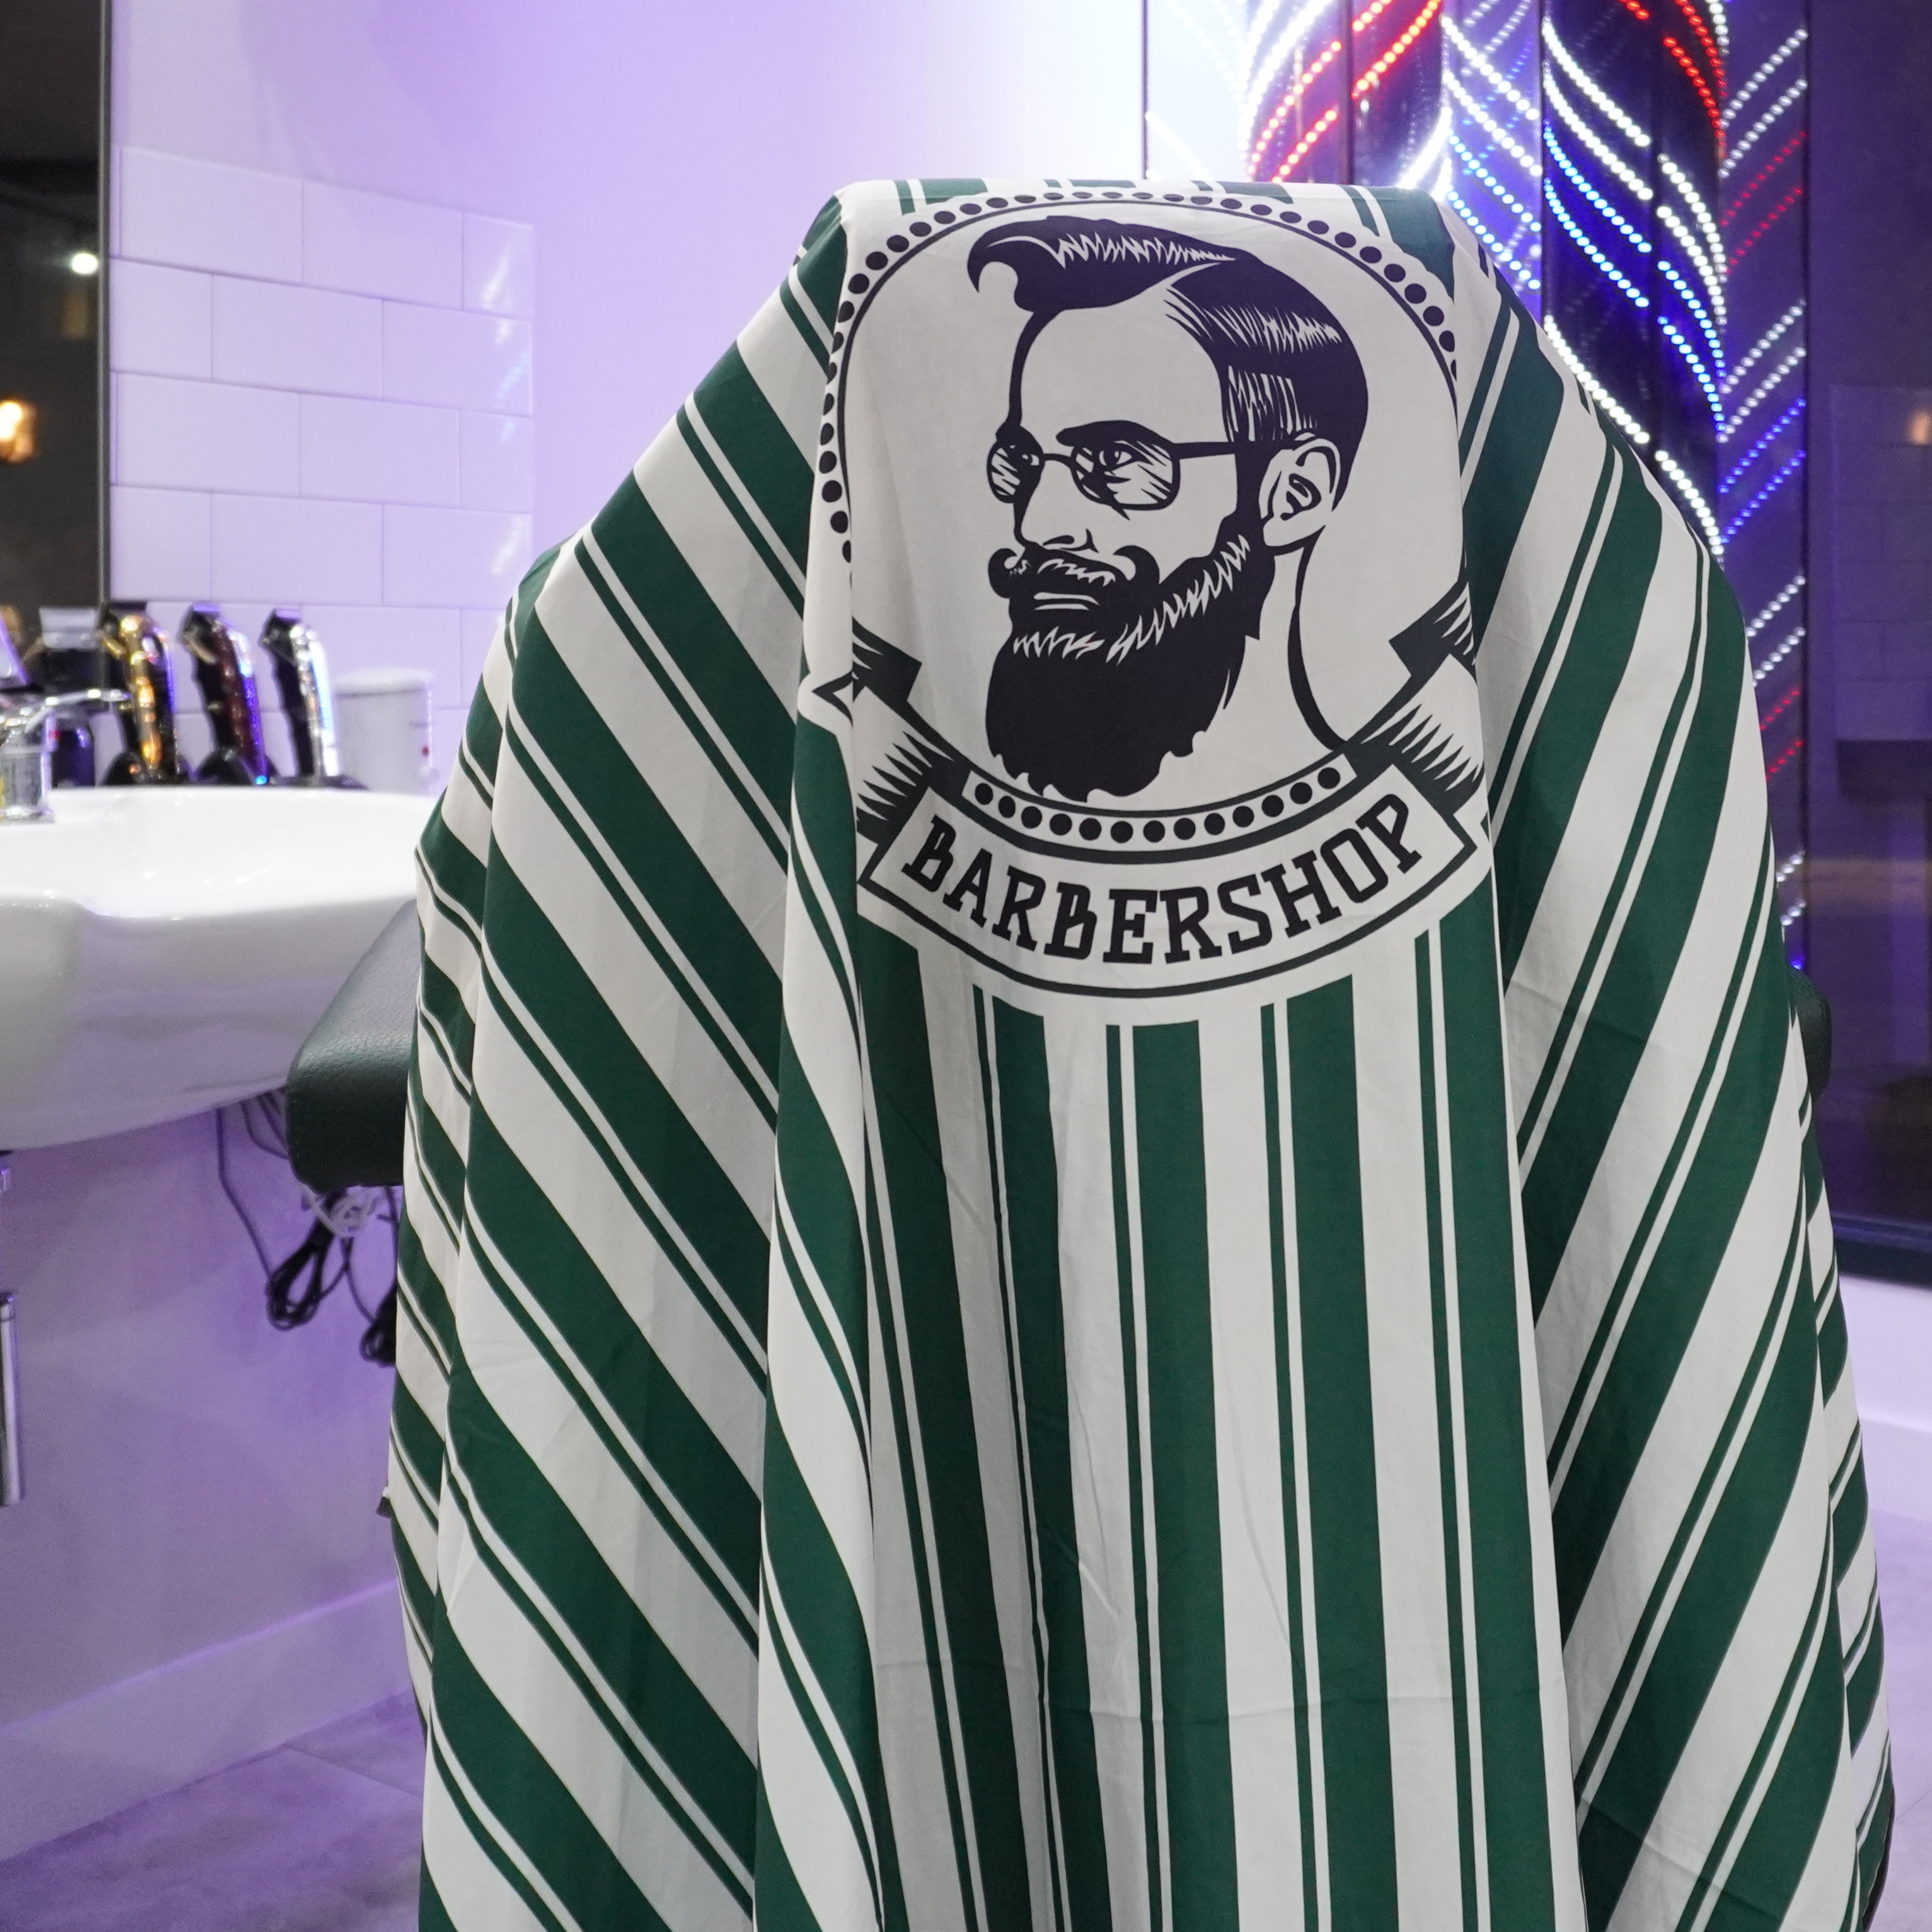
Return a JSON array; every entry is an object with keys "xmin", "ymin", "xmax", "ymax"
[{"xmin": 0, "ymin": 0, "xmax": 103, "ymax": 640}]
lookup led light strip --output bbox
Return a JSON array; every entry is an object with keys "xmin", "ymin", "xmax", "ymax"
[
  {"xmin": 1724, "ymin": 305, "xmax": 1804, "ymax": 395},
  {"xmin": 1775, "ymin": 849, "xmax": 1804, "ymax": 887},
  {"xmin": 1759, "ymin": 681, "xmax": 1802, "ymax": 729},
  {"xmin": 1723, "ymin": 134, "xmax": 1805, "ymax": 225},
  {"xmin": 1659, "ymin": 259, "xmax": 1726, "ymax": 375},
  {"xmin": 1445, "ymin": 69, "xmax": 1540, "ymax": 174},
  {"xmin": 1745, "ymin": 576, "xmax": 1804, "ymax": 638},
  {"xmin": 1658, "ymin": 205, "xmax": 1726, "ymax": 320},
  {"xmin": 1351, "ymin": 0, "xmax": 1444, "ymax": 100},
  {"xmin": 1722, "ymin": 396, "xmax": 1805, "ymax": 483},
  {"xmin": 1441, "ymin": 11, "xmax": 1536, "ymax": 118},
  {"xmin": 1449, "ymin": 138, "xmax": 1538, "ymax": 228},
  {"xmin": 1722, "ymin": 449, "xmax": 1805, "ymax": 542},
  {"xmin": 1545, "ymin": 72, "xmax": 1653, "ymax": 199},
  {"xmin": 1662, "ymin": 34, "xmax": 1724, "ymax": 147},
  {"xmin": 1660, "ymin": 156, "xmax": 1726, "ymax": 272},
  {"xmin": 1545, "ymin": 128, "xmax": 1652, "ymax": 252},
  {"xmin": 1445, "ymin": 188, "xmax": 1542, "ymax": 288},
  {"xmin": 1545, "ymin": 318, "xmax": 1651, "ymax": 444},
  {"xmin": 1653, "ymin": 448, "xmax": 1724, "ymax": 553},
  {"xmin": 1726, "ymin": 79, "xmax": 1805, "ymax": 177},
  {"xmin": 1728, "ymin": 185, "xmax": 1804, "ymax": 270},
  {"xmin": 1248, "ymin": 37, "xmax": 1344, "ymax": 169},
  {"xmin": 1270, "ymin": 103, "xmax": 1342, "ymax": 179},
  {"xmin": 1398, "ymin": 99, "xmax": 1454, "ymax": 192},
  {"xmin": 1724, "ymin": 28, "xmax": 1804, "ymax": 130},
  {"xmin": 1542, "ymin": 21, "xmax": 1652, "ymax": 147},
  {"xmin": 1243, "ymin": 0, "xmax": 1339, "ymax": 130},
  {"xmin": 1658, "ymin": 315, "xmax": 1724, "ymax": 425},
  {"xmin": 1752, "ymin": 625, "xmax": 1803, "ymax": 684},
  {"xmin": 1723, "ymin": 344, "xmax": 1805, "ymax": 441},
  {"xmin": 1545, "ymin": 181, "xmax": 1651, "ymax": 307}
]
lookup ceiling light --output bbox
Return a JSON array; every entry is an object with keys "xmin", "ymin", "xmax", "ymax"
[
  {"xmin": 68, "ymin": 251, "xmax": 99, "ymax": 277},
  {"xmin": 0, "ymin": 399, "xmax": 37, "ymax": 464}
]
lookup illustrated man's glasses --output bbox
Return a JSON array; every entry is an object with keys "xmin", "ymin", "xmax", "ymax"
[{"xmin": 987, "ymin": 422, "xmax": 1241, "ymax": 512}]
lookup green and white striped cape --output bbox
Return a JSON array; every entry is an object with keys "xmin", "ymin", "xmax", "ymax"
[{"xmin": 389, "ymin": 179, "xmax": 1892, "ymax": 1932}]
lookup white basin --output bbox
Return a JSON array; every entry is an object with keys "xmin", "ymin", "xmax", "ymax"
[{"xmin": 0, "ymin": 787, "xmax": 432, "ymax": 1149}]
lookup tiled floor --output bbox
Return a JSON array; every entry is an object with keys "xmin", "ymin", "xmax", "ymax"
[
  {"xmin": 0, "ymin": 1696, "xmax": 423, "ymax": 1931},
  {"xmin": 4, "ymin": 1515, "xmax": 1932, "ymax": 1929}
]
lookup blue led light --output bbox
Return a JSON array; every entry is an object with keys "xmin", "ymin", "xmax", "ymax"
[
  {"xmin": 1658, "ymin": 317, "xmax": 1725, "ymax": 427},
  {"xmin": 1657, "ymin": 257, "xmax": 1725, "ymax": 370},
  {"xmin": 1722, "ymin": 449, "xmax": 1806, "ymax": 544},
  {"xmin": 1545, "ymin": 182, "xmax": 1651, "ymax": 309},
  {"xmin": 1544, "ymin": 127, "xmax": 1652, "ymax": 255},
  {"xmin": 1721, "ymin": 397, "xmax": 1807, "ymax": 493}
]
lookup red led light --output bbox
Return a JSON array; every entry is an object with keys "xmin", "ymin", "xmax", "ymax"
[
  {"xmin": 1668, "ymin": 0, "xmax": 1725, "ymax": 93},
  {"xmin": 1765, "ymin": 737, "xmax": 1804, "ymax": 778},
  {"xmin": 1723, "ymin": 134, "xmax": 1805, "ymax": 227},
  {"xmin": 1272, "ymin": 105, "xmax": 1343, "ymax": 181},
  {"xmin": 1662, "ymin": 33, "xmax": 1725, "ymax": 147},
  {"xmin": 1729, "ymin": 185, "xmax": 1804, "ymax": 269},
  {"xmin": 1352, "ymin": 0, "xmax": 1443, "ymax": 97}
]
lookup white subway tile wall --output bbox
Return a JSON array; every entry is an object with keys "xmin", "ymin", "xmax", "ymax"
[{"xmin": 109, "ymin": 145, "xmax": 535, "ymax": 778}]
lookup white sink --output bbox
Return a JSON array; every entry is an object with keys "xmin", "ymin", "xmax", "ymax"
[{"xmin": 0, "ymin": 787, "xmax": 432, "ymax": 1149}]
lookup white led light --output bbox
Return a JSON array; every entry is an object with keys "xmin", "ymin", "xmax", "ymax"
[
  {"xmin": 1653, "ymin": 449, "xmax": 1724, "ymax": 555},
  {"xmin": 1724, "ymin": 306, "xmax": 1805, "ymax": 397},
  {"xmin": 1546, "ymin": 320, "xmax": 1651, "ymax": 445},
  {"xmin": 1725, "ymin": 80, "xmax": 1806, "ymax": 178},
  {"xmin": 1542, "ymin": 22, "xmax": 1651, "ymax": 147},
  {"xmin": 1745, "ymin": 576, "xmax": 1805, "ymax": 640},
  {"xmin": 68, "ymin": 250, "xmax": 99, "ymax": 277},
  {"xmin": 1725, "ymin": 28, "xmax": 1805, "ymax": 130},
  {"xmin": 1544, "ymin": 72, "xmax": 1653, "ymax": 200}
]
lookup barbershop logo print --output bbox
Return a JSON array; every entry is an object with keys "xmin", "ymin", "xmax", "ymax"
[{"xmin": 826, "ymin": 211, "xmax": 1484, "ymax": 999}]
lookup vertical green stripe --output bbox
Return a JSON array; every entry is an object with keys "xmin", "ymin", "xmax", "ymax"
[
  {"xmin": 858, "ymin": 923, "xmax": 1034, "ymax": 1932},
  {"xmin": 1415, "ymin": 932, "xmax": 1481, "ymax": 1932},
  {"xmin": 1107, "ymin": 1025, "xmax": 1165, "ymax": 1932},
  {"xmin": 1133, "ymin": 1022, "xmax": 1239, "ymax": 1932},
  {"xmin": 1261, "ymin": 1008, "xmax": 1322, "ymax": 1932},
  {"xmin": 1284, "ymin": 978, "xmax": 1399, "ymax": 1927},
  {"xmin": 1440, "ymin": 884, "xmax": 1561, "ymax": 1926},
  {"xmin": 989, "ymin": 996, "xmax": 1114, "ymax": 1932}
]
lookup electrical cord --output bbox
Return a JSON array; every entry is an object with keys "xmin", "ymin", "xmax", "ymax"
[{"xmin": 215, "ymin": 1096, "xmax": 400, "ymax": 1364}]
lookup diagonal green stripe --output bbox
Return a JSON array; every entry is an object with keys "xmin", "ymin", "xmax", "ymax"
[
  {"xmin": 430, "ymin": 1632, "xmax": 671, "ymax": 1932},
  {"xmin": 1464, "ymin": 290, "xmax": 1565, "ymax": 649},
  {"xmin": 1493, "ymin": 452, "xmax": 1665, "ymax": 987},
  {"xmin": 583, "ymin": 476, "xmax": 796, "ymax": 819},
  {"xmin": 442, "ymin": 1396, "xmax": 756, "ymax": 1889},
  {"xmin": 463, "ymin": 1109, "xmax": 762, "ymax": 1615},
  {"xmin": 1106, "ymin": 1024, "xmax": 1164, "ymax": 1932},
  {"xmin": 500, "ymin": 660, "xmax": 781, "ymax": 1105},
  {"xmin": 481, "ymin": 855, "xmax": 773, "ymax": 1334},
  {"xmin": 1554, "ymin": 921, "xmax": 1793, "ymax": 1626},
  {"xmin": 690, "ymin": 342, "xmax": 813, "ymax": 572}
]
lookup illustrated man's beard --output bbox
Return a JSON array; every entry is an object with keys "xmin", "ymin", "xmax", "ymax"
[{"xmin": 984, "ymin": 507, "xmax": 1276, "ymax": 800}]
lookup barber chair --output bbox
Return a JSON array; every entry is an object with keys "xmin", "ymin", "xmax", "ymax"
[{"xmin": 282, "ymin": 908, "xmax": 1838, "ymax": 1196}]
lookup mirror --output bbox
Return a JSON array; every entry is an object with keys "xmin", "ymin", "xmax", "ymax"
[{"xmin": 0, "ymin": 0, "xmax": 104, "ymax": 640}]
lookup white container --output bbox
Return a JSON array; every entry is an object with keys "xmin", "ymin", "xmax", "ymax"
[{"xmin": 333, "ymin": 668, "xmax": 434, "ymax": 794}]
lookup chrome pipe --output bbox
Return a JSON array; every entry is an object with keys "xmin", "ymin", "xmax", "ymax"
[{"xmin": 0, "ymin": 1293, "xmax": 20, "ymax": 1506}]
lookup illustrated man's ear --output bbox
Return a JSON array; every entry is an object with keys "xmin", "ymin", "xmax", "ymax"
[{"xmin": 1258, "ymin": 439, "xmax": 1342, "ymax": 553}]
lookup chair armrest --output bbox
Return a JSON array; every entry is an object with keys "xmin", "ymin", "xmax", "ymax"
[{"xmin": 285, "ymin": 902, "xmax": 419, "ymax": 1191}]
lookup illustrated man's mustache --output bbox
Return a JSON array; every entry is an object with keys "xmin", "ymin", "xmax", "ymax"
[{"xmin": 987, "ymin": 544, "xmax": 1158, "ymax": 644}]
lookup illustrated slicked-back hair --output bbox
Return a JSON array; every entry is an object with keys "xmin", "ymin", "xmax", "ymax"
[{"xmin": 968, "ymin": 215, "xmax": 1369, "ymax": 483}]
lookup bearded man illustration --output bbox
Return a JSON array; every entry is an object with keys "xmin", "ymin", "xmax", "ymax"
[{"xmin": 970, "ymin": 216, "xmax": 1371, "ymax": 803}]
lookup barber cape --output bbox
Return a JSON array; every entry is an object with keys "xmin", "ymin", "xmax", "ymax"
[{"xmin": 390, "ymin": 180, "xmax": 1892, "ymax": 1932}]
